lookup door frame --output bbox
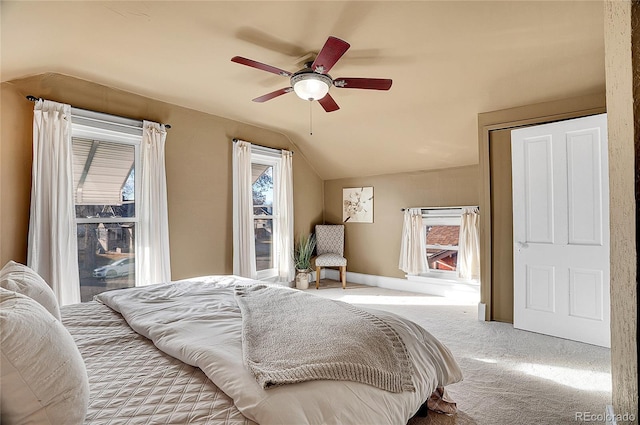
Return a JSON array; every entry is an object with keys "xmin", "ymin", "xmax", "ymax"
[{"xmin": 477, "ymin": 93, "xmax": 606, "ymax": 321}]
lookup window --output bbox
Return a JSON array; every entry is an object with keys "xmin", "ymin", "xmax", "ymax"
[
  {"xmin": 251, "ymin": 152, "xmax": 280, "ymax": 280},
  {"xmin": 422, "ymin": 209, "xmax": 462, "ymax": 278},
  {"xmin": 232, "ymin": 140, "xmax": 293, "ymax": 282},
  {"xmin": 71, "ymin": 115, "xmax": 142, "ymax": 302}
]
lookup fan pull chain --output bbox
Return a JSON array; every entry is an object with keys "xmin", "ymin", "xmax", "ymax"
[{"xmin": 309, "ymin": 100, "xmax": 313, "ymax": 135}]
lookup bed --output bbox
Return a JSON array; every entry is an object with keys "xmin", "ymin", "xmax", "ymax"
[
  {"xmin": 62, "ymin": 300, "xmax": 254, "ymax": 424},
  {"xmin": 1, "ymin": 265, "xmax": 462, "ymax": 425}
]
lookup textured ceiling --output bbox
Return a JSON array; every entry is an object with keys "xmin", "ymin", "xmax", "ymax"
[{"xmin": 1, "ymin": 1, "xmax": 605, "ymax": 180}]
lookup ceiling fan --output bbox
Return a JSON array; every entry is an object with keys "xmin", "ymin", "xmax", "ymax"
[{"xmin": 231, "ymin": 36, "xmax": 392, "ymax": 112}]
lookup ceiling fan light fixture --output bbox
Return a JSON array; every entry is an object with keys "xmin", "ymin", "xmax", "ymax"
[{"xmin": 291, "ymin": 72, "xmax": 332, "ymax": 101}]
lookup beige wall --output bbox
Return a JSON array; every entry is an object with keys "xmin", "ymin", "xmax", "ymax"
[
  {"xmin": 0, "ymin": 73, "xmax": 324, "ymax": 280},
  {"xmin": 0, "ymin": 83, "xmax": 34, "ymax": 264},
  {"xmin": 323, "ymin": 165, "xmax": 479, "ymax": 279},
  {"xmin": 604, "ymin": 0, "xmax": 638, "ymax": 419}
]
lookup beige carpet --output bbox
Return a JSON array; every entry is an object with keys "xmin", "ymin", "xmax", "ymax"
[{"xmin": 307, "ymin": 281, "xmax": 612, "ymax": 425}]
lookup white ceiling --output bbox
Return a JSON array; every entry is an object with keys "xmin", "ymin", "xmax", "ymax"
[{"xmin": 1, "ymin": 1, "xmax": 605, "ymax": 180}]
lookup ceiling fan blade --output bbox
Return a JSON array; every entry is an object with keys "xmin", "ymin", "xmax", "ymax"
[
  {"xmin": 318, "ymin": 93, "xmax": 340, "ymax": 112},
  {"xmin": 311, "ymin": 36, "xmax": 350, "ymax": 74},
  {"xmin": 231, "ymin": 56, "xmax": 292, "ymax": 77},
  {"xmin": 333, "ymin": 78, "xmax": 393, "ymax": 90},
  {"xmin": 252, "ymin": 88, "xmax": 293, "ymax": 103}
]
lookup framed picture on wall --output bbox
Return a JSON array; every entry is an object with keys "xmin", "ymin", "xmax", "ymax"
[{"xmin": 343, "ymin": 187, "xmax": 374, "ymax": 223}]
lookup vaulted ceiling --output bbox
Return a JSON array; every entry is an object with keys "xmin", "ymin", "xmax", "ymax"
[{"xmin": 1, "ymin": 1, "xmax": 605, "ymax": 180}]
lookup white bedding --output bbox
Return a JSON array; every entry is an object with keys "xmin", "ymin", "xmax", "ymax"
[
  {"xmin": 62, "ymin": 301, "xmax": 254, "ymax": 425},
  {"xmin": 96, "ymin": 275, "xmax": 463, "ymax": 425}
]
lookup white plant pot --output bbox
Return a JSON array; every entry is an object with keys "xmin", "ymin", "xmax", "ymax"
[{"xmin": 295, "ymin": 270, "xmax": 310, "ymax": 290}]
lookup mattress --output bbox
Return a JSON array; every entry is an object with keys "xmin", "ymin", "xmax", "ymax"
[{"xmin": 62, "ymin": 301, "xmax": 255, "ymax": 425}]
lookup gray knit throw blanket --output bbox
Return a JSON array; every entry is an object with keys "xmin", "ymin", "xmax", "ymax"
[{"xmin": 234, "ymin": 284, "xmax": 415, "ymax": 393}]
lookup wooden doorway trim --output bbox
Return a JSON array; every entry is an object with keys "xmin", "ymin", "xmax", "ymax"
[{"xmin": 477, "ymin": 93, "xmax": 606, "ymax": 321}]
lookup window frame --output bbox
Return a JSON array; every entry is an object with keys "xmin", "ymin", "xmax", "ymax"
[
  {"xmin": 71, "ymin": 118, "xmax": 142, "ymax": 292},
  {"xmin": 251, "ymin": 150, "xmax": 281, "ymax": 281},
  {"xmin": 421, "ymin": 209, "xmax": 463, "ymax": 281},
  {"xmin": 72, "ymin": 126, "xmax": 141, "ymax": 226}
]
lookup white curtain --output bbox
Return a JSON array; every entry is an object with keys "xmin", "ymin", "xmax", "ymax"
[
  {"xmin": 457, "ymin": 207, "xmax": 480, "ymax": 280},
  {"xmin": 28, "ymin": 99, "xmax": 81, "ymax": 305},
  {"xmin": 136, "ymin": 121, "xmax": 172, "ymax": 286},
  {"xmin": 232, "ymin": 140, "xmax": 257, "ymax": 279},
  {"xmin": 276, "ymin": 150, "xmax": 294, "ymax": 283},
  {"xmin": 399, "ymin": 208, "xmax": 428, "ymax": 274}
]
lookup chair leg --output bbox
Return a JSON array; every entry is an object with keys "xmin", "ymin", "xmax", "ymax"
[
  {"xmin": 316, "ymin": 266, "xmax": 321, "ymax": 289},
  {"xmin": 340, "ymin": 266, "xmax": 346, "ymax": 289}
]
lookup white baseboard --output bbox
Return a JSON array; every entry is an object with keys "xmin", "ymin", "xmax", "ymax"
[
  {"xmin": 324, "ymin": 269, "xmax": 480, "ymax": 302},
  {"xmin": 478, "ymin": 302, "xmax": 487, "ymax": 321},
  {"xmin": 605, "ymin": 405, "xmax": 617, "ymax": 425}
]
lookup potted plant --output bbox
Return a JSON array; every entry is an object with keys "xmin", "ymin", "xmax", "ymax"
[{"xmin": 293, "ymin": 233, "xmax": 316, "ymax": 290}]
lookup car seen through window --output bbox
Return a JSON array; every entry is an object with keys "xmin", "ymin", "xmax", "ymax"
[{"xmin": 93, "ymin": 258, "xmax": 135, "ymax": 279}]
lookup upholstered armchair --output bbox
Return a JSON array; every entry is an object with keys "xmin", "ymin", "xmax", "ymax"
[{"xmin": 314, "ymin": 224, "xmax": 347, "ymax": 289}]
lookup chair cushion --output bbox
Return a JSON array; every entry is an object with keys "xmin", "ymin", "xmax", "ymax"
[
  {"xmin": 315, "ymin": 253, "xmax": 347, "ymax": 267},
  {"xmin": 0, "ymin": 260, "xmax": 61, "ymax": 320},
  {"xmin": 315, "ymin": 225, "xmax": 344, "ymax": 256},
  {"xmin": 0, "ymin": 288, "xmax": 89, "ymax": 425}
]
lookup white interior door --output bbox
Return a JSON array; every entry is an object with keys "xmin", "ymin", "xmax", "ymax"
[{"xmin": 511, "ymin": 113, "xmax": 610, "ymax": 348}]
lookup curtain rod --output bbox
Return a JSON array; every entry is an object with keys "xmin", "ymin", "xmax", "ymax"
[
  {"xmin": 26, "ymin": 95, "xmax": 171, "ymax": 129},
  {"xmin": 401, "ymin": 206, "xmax": 479, "ymax": 211},
  {"xmin": 232, "ymin": 138, "xmax": 293, "ymax": 155}
]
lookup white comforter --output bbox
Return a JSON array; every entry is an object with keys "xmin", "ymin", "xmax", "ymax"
[{"xmin": 96, "ymin": 276, "xmax": 462, "ymax": 425}]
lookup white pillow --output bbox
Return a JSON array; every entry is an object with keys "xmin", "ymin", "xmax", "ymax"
[
  {"xmin": 0, "ymin": 260, "xmax": 61, "ymax": 320},
  {"xmin": 0, "ymin": 288, "xmax": 89, "ymax": 425}
]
